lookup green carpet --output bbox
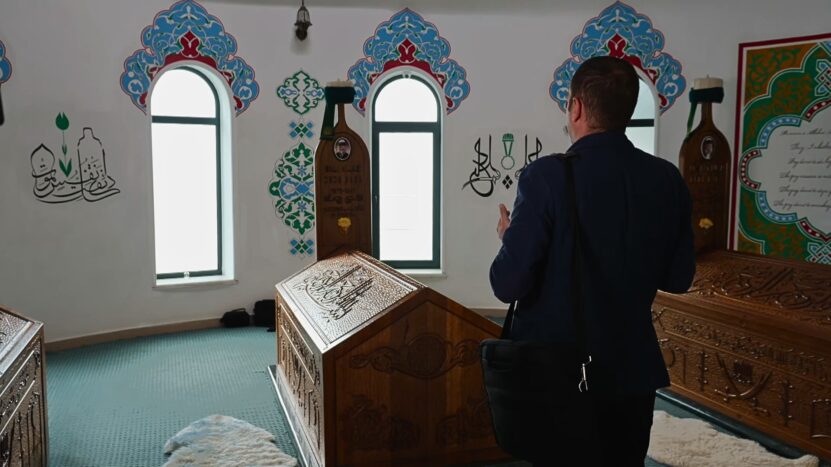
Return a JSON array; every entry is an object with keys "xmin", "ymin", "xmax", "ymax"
[
  {"xmin": 46, "ymin": 326, "xmax": 818, "ymax": 467},
  {"xmin": 47, "ymin": 327, "xmax": 296, "ymax": 467}
]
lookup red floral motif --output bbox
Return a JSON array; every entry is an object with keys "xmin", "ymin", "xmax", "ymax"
[
  {"xmin": 606, "ymin": 34, "xmax": 666, "ymax": 107},
  {"xmin": 138, "ymin": 32, "xmax": 245, "ymax": 111},
  {"xmin": 180, "ymin": 31, "xmax": 201, "ymax": 58},
  {"xmin": 359, "ymin": 38, "xmax": 454, "ymax": 112}
]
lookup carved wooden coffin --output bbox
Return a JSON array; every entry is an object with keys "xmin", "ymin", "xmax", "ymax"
[
  {"xmin": 273, "ymin": 251, "xmax": 507, "ymax": 467},
  {"xmin": 653, "ymin": 251, "xmax": 831, "ymax": 460},
  {"xmin": 0, "ymin": 306, "xmax": 48, "ymax": 466}
]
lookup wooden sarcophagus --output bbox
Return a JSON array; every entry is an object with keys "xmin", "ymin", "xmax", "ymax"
[
  {"xmin": 272, "ymin": 250, "xmax": 506, "ymax": 467},
  {"xmin": 653, "ymin": 251, "xmax": 831, "ymax": 460}
]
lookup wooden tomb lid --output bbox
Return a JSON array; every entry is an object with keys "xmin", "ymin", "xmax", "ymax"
[
  {"xmin": 276, "ymin": 250, "xmax": 423, "ymax": 346},
  {"xmin": 658, "ymin": 250, "xmax": 831, "ymax": 340}
]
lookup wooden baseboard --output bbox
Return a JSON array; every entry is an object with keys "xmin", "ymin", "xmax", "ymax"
[{"xmin": 46, "ymin": 318, "xmax": 223, "ymax": 352}]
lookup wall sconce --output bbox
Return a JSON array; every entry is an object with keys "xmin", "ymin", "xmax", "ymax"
[{"xmin": 295, "ymin": 0, "xmax": 311, "ymax": 41}]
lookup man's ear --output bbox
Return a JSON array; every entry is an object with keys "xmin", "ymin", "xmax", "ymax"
[{"xmin": 569, "ymin": 97, "xmax": 582, "ymax": 124}]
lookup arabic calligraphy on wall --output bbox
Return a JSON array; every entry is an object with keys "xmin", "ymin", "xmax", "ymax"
[
  {"xmin": 462, "ymin": 133, "xmax": 544, "ymax": 198},
  {"xmin": 30, "ymin": 113, "xmax": 119, "ymax": 204}
]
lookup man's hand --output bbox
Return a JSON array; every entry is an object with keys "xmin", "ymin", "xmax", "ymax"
[{"xmin": 497, "ymin": 203, "xmax": 511, "ymax": 240}]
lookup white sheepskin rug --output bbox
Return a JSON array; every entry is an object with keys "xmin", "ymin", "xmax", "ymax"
[
  {"xmin": 163, "ymin": 415, "xmax": 297, "ymax": 467},
  {"xmin": 648, "ymin": 410, "xmax": 819, "ymax": 467}
]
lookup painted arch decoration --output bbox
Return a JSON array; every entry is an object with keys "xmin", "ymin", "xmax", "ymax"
[
  {"xmin": 347, "ymin": 9, "xmax": 470, "ymax": 116},
  {"xmin": 550, "ymin": 2, "xmax": 686, "ymax": 114},
  {"xmin": 120, "ymin": 0, "xmax": 259, "ymax": 115},
  {"xmin": 0, "ymin": 40, "xmax": 11, "ymax": 85}
]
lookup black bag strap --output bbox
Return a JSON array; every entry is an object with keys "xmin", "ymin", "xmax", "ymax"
[{"xmin": 500, "ymin": 151, "xmax": 590, "ymax": 365}]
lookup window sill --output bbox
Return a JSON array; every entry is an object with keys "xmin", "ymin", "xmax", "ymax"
[
  {"xmin": 396, "ymin": 269, "xmax": 446, "ymax": 279},
  {"xmin": 153, "ymin": 276, "xmax": 238, "ymax": 290}
]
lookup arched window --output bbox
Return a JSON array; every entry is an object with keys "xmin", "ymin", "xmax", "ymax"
[
  {"xmin": 150, "ymin": 66, "xmax": 232, "ymax": 282},
  {"xmin": 625, "ymin": 78, "xmax": 658, "ymax": 155},
  {"xmin": 371, "ymin": 74, "xmax": 442, "ymax": 270}
]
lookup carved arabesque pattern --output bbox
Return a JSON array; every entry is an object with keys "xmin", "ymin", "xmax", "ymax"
[
  {"xmin": 349, "ymin": 334, "xmax": 479, "ymax": 379},
  {"xmin": 654, "ymin": 302, "xmax": 831, "ymax": 458},
  {"xmin": 341, "ymin": 395, "xmax": 420, "ymax": 452},
  {"xmin": 689, "ymin": 256, "xmax": 831, "ymax": 325},
  {"xmin": 435, "ymin": 396, "xmax": 492, "ymax": 447},
  {"xmin": 653, "ymin": 307, "xmax": 829, "ymax": 382},
  {"xmin": 277, "ymin": 305, "xmax": 323, "ymax": 453}
]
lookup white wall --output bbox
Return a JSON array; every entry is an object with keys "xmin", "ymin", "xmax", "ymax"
[{"xmin": 0, "ymin": 0, "xmax": 828, "ymax": 341}]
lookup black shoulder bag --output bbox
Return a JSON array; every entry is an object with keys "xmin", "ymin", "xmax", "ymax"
[{"xmin": 480, "ymin": 152, "xmax": 594, "ymax": 462}]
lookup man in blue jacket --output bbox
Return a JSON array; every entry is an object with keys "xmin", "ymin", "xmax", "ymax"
[{"xmin": 490, "ymin": 56, "xmax": 695, "ymax": 465}]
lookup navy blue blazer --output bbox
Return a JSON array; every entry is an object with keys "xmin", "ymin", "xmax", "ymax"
[{"xmin": 490, "ymin": 131, "xmax": 695, "ymax": 396}]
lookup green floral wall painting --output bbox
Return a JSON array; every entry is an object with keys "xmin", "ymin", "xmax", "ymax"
[
  {"xmin": 271, "ymin": 69, "xmax": 323, "ymax": 256},
  {"xmin": 31, "ymin": 113, "xmax": 120, "ymax": 203},
  {"xmin": 276, "ymin": 70, "xmax": 324, "ymax": 116}
]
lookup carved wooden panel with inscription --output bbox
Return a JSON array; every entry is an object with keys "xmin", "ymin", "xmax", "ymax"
[
  {"xmin": 273, "ymin": 252, "xmax": 508, "ymax": 467},
  {"xmin": 680, "ymin": 103, "xmax": 731, "ymax": 253},
  {"xmin": 315, "ymin": 104, "xmax": 372, "ymax": 260},
  {"xmin": 654, "ymin": 251, "xmax": 831, "ymax": 460}
]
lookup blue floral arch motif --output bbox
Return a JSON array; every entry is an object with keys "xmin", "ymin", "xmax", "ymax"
[
  {"xmin": 0, "ymin": 40, "xmax": 11, "ymax": 85},
  {"xmin": 120, "ymin": 0, "xmax": 259, "ymax": 116},
  {"xmin": 347, "ymin": 8, "xmax": 470, "ymax": 116},
  {"xmin": 549, "ymin": 2, "xmax": 686, "ymax": 115}
]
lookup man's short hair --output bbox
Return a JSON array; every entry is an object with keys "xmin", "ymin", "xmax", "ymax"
[{"xmin": 570, "ymin": 56, "xmax": 640, "ymax": 131}]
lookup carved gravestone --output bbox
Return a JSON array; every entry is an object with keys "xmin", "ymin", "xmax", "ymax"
[
  {"xmin": 679, "ymin": 78, "xmax": 731, "ymax": 253},
  {"xmin": 314, "ymin": 84, "xmax": 372, "ymax": 260}
]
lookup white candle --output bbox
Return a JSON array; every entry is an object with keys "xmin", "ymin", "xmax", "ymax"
[
  {"xmin": 326, "ymin": 79, "xmax": 354, "ymax": 88},
  {"xmin": 693, "ymin": 77, "xmax": 723, "ymax": 90}
]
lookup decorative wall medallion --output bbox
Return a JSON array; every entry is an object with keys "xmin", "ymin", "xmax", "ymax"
[
  {"xmin": 277, "ymin": 70, "xmax": 324, "ymax": 116},
  {"xmin": 550, "ymin": 2, "xmax": 686, "ymax": 114},
  {"xmin": 270, "ymin": 141, "xmax": 315, "ymax": 236},
  {"xmin": 120, "ymin": 0, "xmax": 259, "ymax": 115},
  {"xmin": 31, "ymin": 114, "xmax": 119, "ymax": 203},
  {"xmin": 341, "ymin": 395, "xmax": 420, "ymax": 451},
  {"xmin": 349, "ymin": 334, "xmax": 479, "ymax": 379},
  {"xmin": 289, "ymin": 120, "xmax": 315, "ymax": 140},
  {"xmin": 290, "ymin": 238, "xmax": 315, "ymax": 256},
  {"xmin": 347, "ymin": 9, "xmax": 470, "ymax": 115},
  {"xmin": 463, "ymin": 134, "xmax": 544, "ymax": 198}
]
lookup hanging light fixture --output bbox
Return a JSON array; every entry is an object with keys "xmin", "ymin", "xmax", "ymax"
[{"xmin": 295, "ymin": 0, "xmax": 311, "ymax": 41}]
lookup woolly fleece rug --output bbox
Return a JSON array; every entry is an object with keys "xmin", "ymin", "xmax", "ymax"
[
  {"xmin": 163, "ymin": 415, "xmax": 297, "ymax": 467},
  {"xmin": 648, "ymin": 410, "xmax": 819, "ymax": 467}
]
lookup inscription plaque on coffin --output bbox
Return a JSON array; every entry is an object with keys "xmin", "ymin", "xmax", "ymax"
[{"xmin": 282, "ymin": 253, "xmax": 418, "ymax": 344}]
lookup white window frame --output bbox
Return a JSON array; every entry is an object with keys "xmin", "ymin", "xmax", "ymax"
[
  {"xmin": 148, "ymin": 64, "xmax": 236, "ymax": 288},
  {"xmin": 368, "ymin": 70, "xmax": 444, "ymax": 273}
]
